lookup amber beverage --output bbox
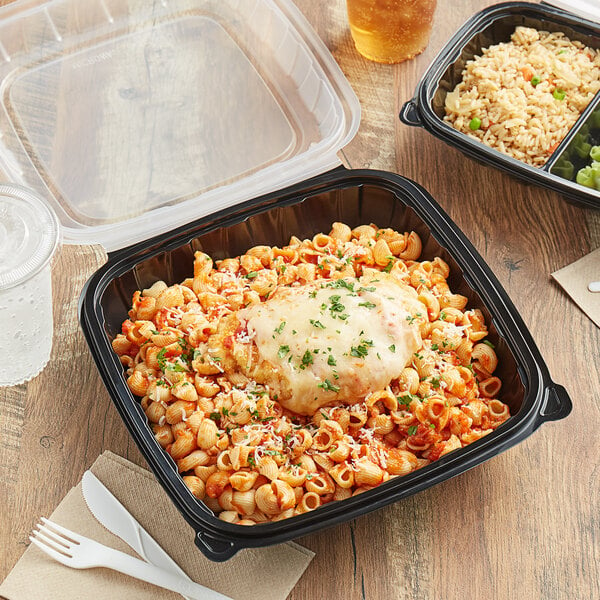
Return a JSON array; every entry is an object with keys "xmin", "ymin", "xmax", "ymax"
[{"xmin": 346, "ymin": 0, "xmax": 437, "ymax": 64}]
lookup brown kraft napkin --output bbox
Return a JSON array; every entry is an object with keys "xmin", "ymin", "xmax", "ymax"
[
  {"xmin": 0, "ymin": 451, "xmax": 314, "ymax": 600},
  {"xmin": 552, "ymin": 248, "xmax": 600, "ymax": 328}
]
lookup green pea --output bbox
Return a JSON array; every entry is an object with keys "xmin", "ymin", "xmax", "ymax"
[
  {"xmin": 469, "ymin": 117, "xmax": 482, "ymax": 131},
  {"xmin": 553, "ymin": 88, "xmax": 566, "ymax": 101},
  {"xmin": 531, "ymin": 75, "xmax": 541, "ymax": 86}
]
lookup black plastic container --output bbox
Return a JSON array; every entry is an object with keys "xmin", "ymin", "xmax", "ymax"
[
  {"xmin": 400, "ymin": 2, "xmax": 600, "ymax": 209},
  {"xmin": 79, "ymin": 167, "xmax": 572, "ymax": 561}
]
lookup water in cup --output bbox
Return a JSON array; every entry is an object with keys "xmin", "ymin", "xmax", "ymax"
[{"xmin": 0, "ymin": 185, "xmax": 59, "ymax": 386}]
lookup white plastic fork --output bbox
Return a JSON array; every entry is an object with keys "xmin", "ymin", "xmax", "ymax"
[{"xmin": 29, "ymin": 517, "xmax": 233, "ymax": 600}]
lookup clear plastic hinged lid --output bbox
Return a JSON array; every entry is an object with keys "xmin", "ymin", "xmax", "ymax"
[{"xmin": 0, "ymin": 0, "xmax": 360, "ymax": 251}]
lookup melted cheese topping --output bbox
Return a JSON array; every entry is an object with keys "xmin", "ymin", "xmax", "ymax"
[{"xmin": 237, "ymin": 274, "xmax": 425, "ymax": 415}]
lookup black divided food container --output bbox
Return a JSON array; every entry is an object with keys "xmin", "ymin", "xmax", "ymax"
[
  {"xmin": 401, "ymin": 2, "xmax": 600, "ymax": 208},
  {"xmin": 79, "ymin": 167, "xmax": 572, "ymax": 561}
]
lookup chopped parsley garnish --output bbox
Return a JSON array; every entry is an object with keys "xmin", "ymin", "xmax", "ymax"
[
  {"xmin": 318, "ymin": 379, "xmax": 340, "ymax": 393},
  {"xmin": 407, "ymin": 425, "xmax": 418, "ymax": 436},
  {"xmin": 430, "ymin": 376, "xmax": 441, "ymax": 389},
  {"xmin": 158, "ymin": 347, "xmax": 188, "ymax": 372},
  {"xmin": 328, "ymin": 295, "xmax": 345, "ymax": 312},
  {"xmin": 383, "ymin": 260, "xmax": 394, "ymax": 273},
  {"xmin": 300, "ymin": 350, "xmax": 314, "ymax": 369},
  {"xmin": 327, "ymin": 354, "xmax": 337, "ymax": 366},
  {"xmin": 406, "ymin": 315, "xmax": 417, "ymax": 325},
  {"xmin": 358, "ymin": 301, "xmax": 376, "ymax": 309},
  {"xmin": 397, "ymin": 394, "xmax": 418, "ymax": 407},
  {"xmin": 482, "ymin": 340, "xmax": 495, "ymax": 349},
  {"xmin": 274, "ymin": 321, "xmax": 286, "ymax": 334},
  {"xmin": 389, "ymin": 344, "xmax": 396, "ymax": 353},
  {"xmin": 245, "ymin": 271, "xmax": 259, "ymax": 279},
  {"xmin": 209, "ymin": 412, "xmax": 221, "ymax": 421},
  {"xmin": 278, "ymin": 345, "xmax": 290, "ymax": 359},
  {"xmin": 350, "ymin": 340, "xmax": 373, "ymax": 359},
  {"xmin": 325, "ymin": 279, "xmax": 355, "ymax": 292},
  {"xmin": 157, "ymin": 348, "xmax": 167, "ymax": 370},
  {"xmin": 310, "ymin": 319, "xmax": 326, "ymax": 329}
]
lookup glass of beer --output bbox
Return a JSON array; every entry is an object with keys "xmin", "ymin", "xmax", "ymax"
[{"xmin": 346, "ymin": 0, "xmax": 437, "ymax": 64}]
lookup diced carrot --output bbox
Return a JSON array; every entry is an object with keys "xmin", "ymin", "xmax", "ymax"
[{"xmin": 521, "ymin": 66, "xmax": 534, "ymax": 81}]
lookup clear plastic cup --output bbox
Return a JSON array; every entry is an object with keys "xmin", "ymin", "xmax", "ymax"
[{"xmin": 0, "ymin": 185, "xmax": 60, "ymax": 386}]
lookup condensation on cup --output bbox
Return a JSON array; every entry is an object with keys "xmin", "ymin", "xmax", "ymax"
[
  {"xmin": 346, "ymin": 0, "xmax": 437, "ymax": 64},
  {"xmin": 0, "ymin": 185, "xmax": 60, "ymax": 386}
]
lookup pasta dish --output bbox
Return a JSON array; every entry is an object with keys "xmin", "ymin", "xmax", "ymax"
[{"xmin": 112, "ymin": 223, "xmax": 510, "ymax": 524}]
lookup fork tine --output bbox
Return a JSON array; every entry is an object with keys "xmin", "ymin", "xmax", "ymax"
[
  {"xmin": 32, "ymin": 528, "xmax": 73, "ymax": 556},
  {"xmin": 29, "ymin": 535, "xmax": 72, "ymax": 566},
  {"xmin": 36, "ymin": 523, "xmax": 73, "ymax": 551},
  {"xmin": 40, "ymin": 517, "xmax": 81, "ymax": 544}
]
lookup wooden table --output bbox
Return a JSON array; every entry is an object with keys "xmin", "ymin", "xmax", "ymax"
[{"xmin": 1, "ymin": 1, "xmax": 599, "ymax": 599}]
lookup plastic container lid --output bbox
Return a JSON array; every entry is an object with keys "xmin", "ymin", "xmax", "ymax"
[
  {"xmin": 0, "ymin": 0, "xmax": 360, "ymax": 252},
  {"xmin": 542, "ymin": 0, "xmax": 600, "ymax": 23},
  {"xmin": 0, "ymin": 184, "xmax": 59, "ymax": 290}
]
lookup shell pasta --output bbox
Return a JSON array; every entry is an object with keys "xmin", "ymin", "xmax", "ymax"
[{"xmin": 112, "ymin": 223, "xmax": 510, "ymax": 524}]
